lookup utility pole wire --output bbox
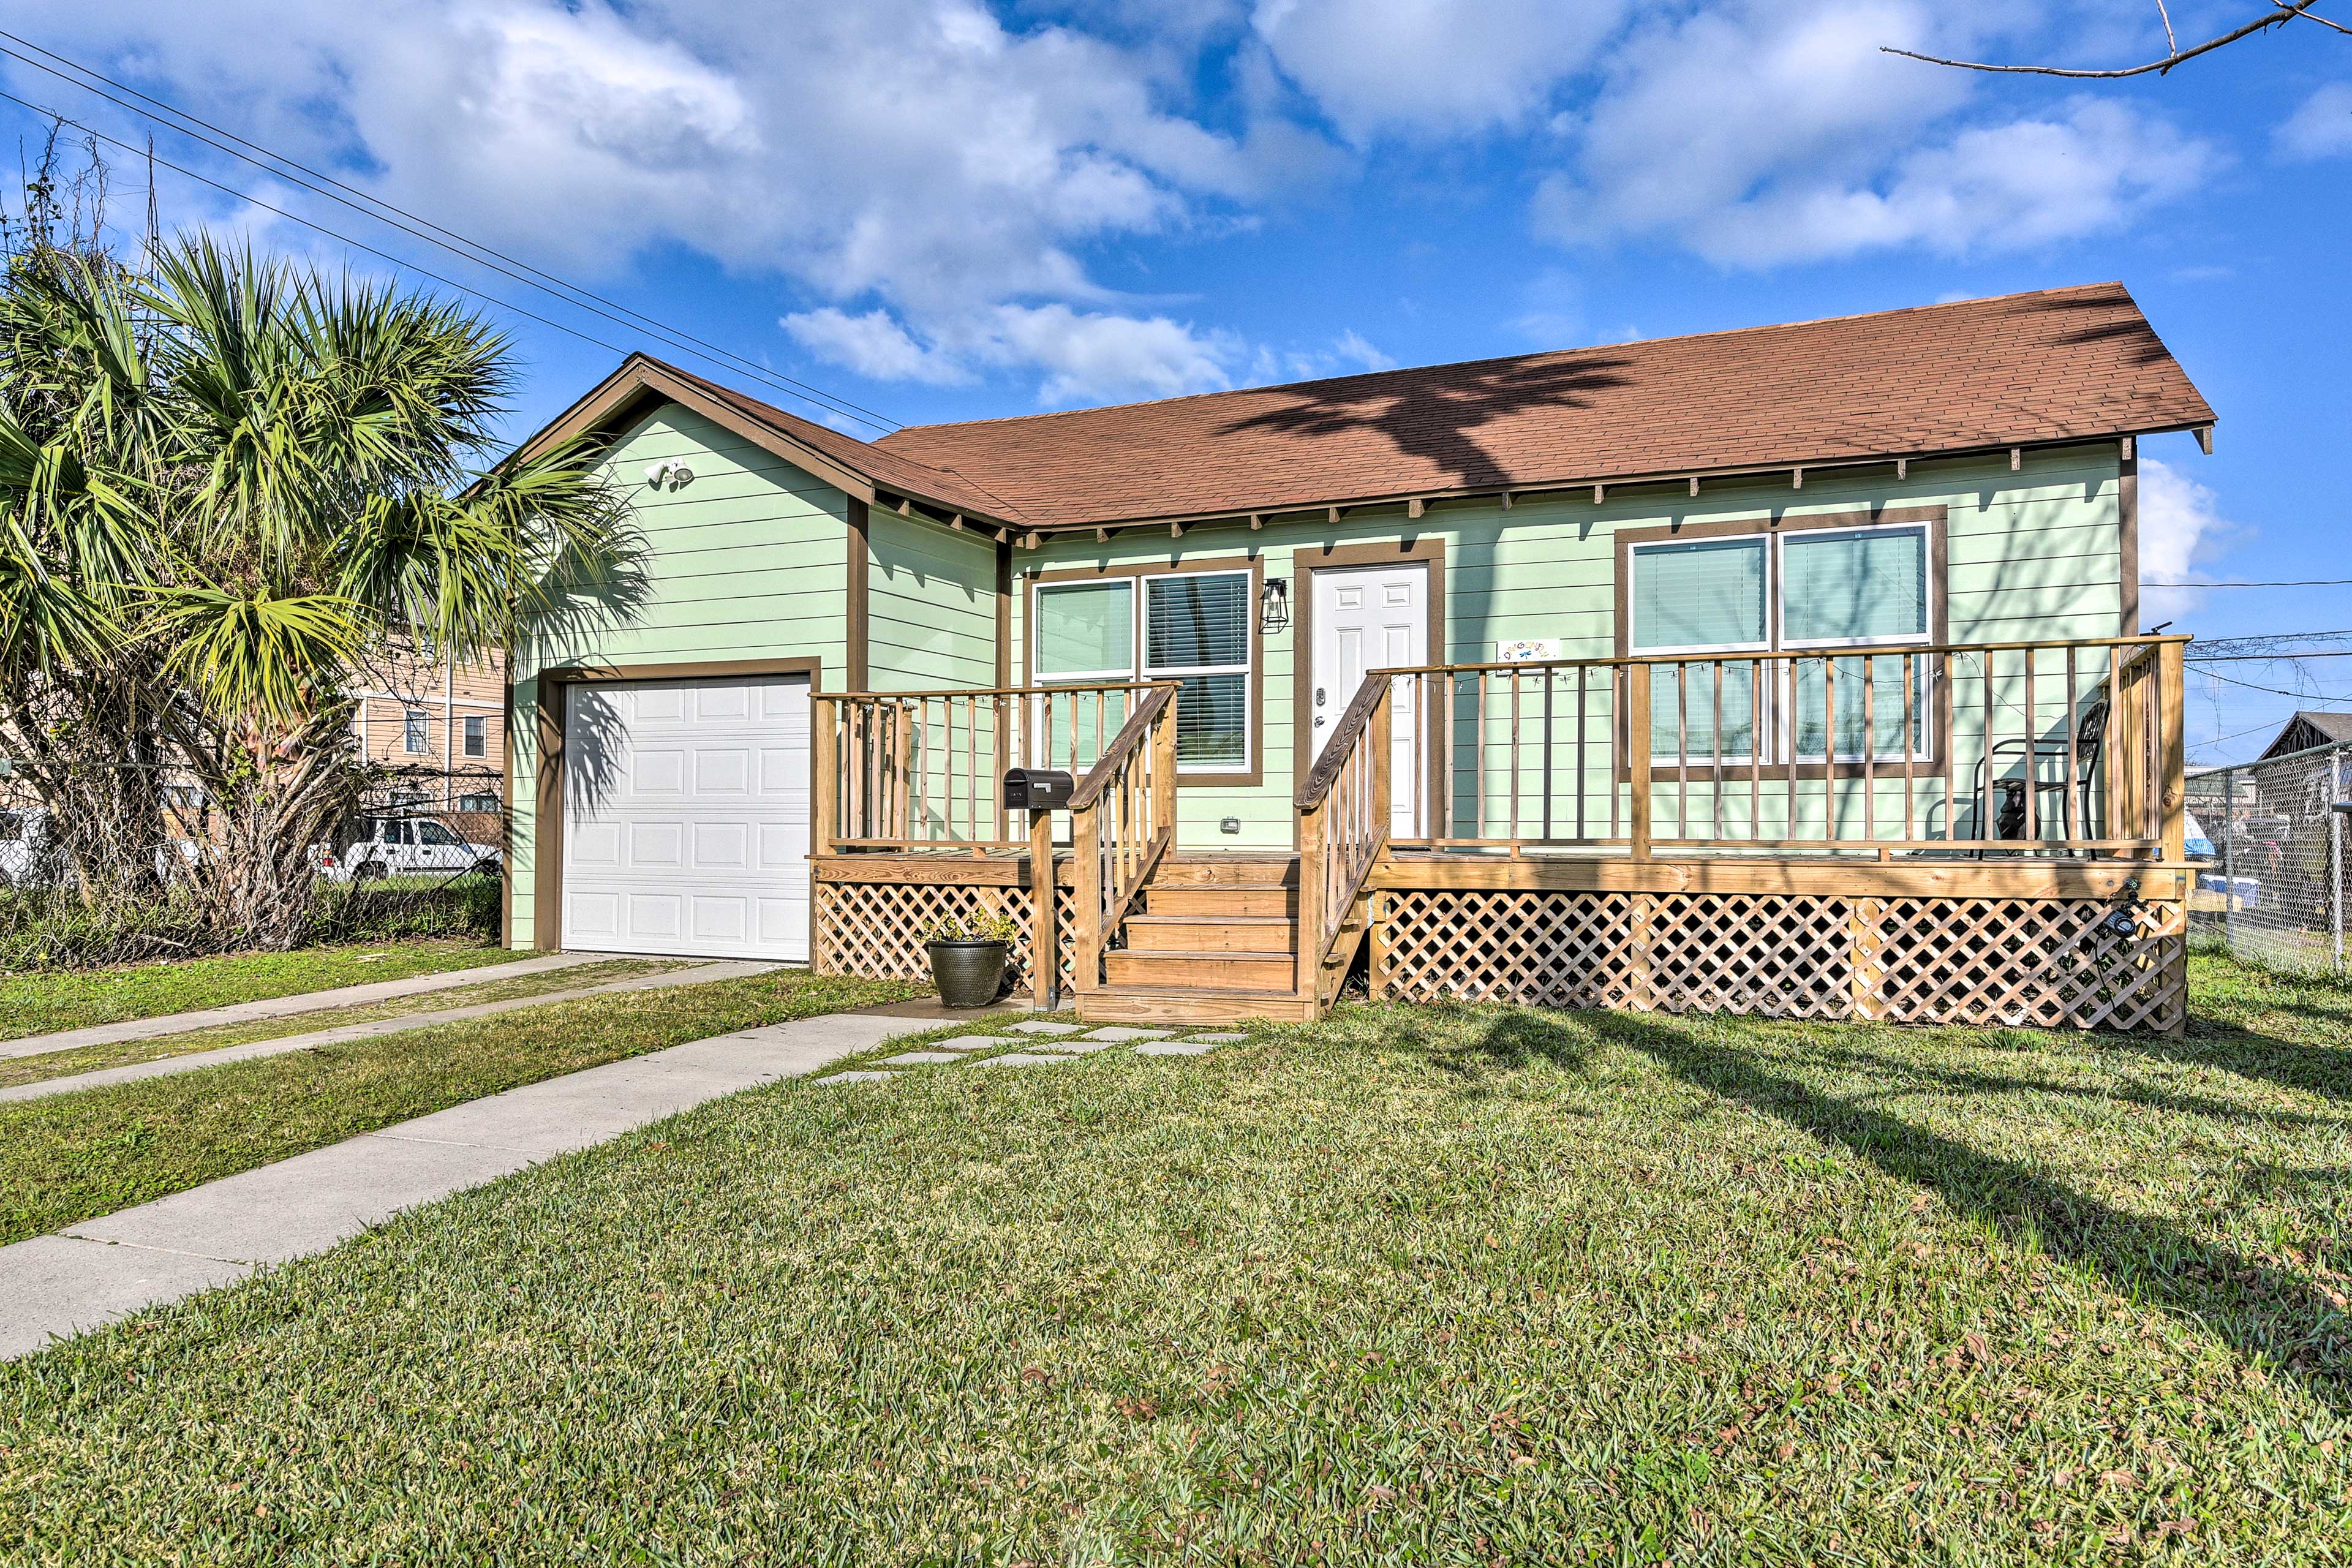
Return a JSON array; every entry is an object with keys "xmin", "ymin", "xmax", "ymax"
[{"xmin": 1883, "ymin": 1, "xmax": 2345, "ymax": 78}]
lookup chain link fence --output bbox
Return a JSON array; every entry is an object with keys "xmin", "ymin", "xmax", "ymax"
[{"xmin": 2186, "ymin": 741, "xmax": 2351, "ymax": 977}]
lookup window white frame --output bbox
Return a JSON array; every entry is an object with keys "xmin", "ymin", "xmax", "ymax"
[
  {"xmin": 1026, "ymin": 568, "xmax": 1256, "ymax": 775},
  {"xmin": 402, "ymin": 707, "xmax": 429, "ymax": 755},
  {"xmin": 1142, "ymin": 568, "xmax": 1253, "ymax": 775},
  {"xmin": 1626, "ymin": 537, "xmax": 1772, "ymax": 766},
  {"xmin": 462, "ymin": 714, "xmax": 487, "ymax": 758},
  {"xmin": 1625, "ymin": 521, "xmax": 1936, "ymax": 767}
]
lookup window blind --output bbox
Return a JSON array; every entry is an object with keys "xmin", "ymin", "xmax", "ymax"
[
  {"xmin": 1035, "ymin": 581, "xmax": 1133, "ymax": 677},
  {"xmin": 1782, "ymin": 528, "xmax": 1926, "ymax": 643},
  {"xmin": 1630, "ymin": 539, "xmax": 1767, "ymax": 652}
]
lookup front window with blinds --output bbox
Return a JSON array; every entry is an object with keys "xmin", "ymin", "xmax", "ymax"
[
  {"xmin": 1627, "ymin": 521, "xmax": 1931, "ymax": 763},
  {"xmin": 1144, "ymin": 572, "xmax": 1251, "ymax": 770},
  {"xmin": 1031, "ymin": 570, "xmax": 1253, "ymax": 772}
]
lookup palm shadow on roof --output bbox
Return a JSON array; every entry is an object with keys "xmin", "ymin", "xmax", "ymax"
[
  {"xmin": 1211, "ymin": 352, "xmax": 1636, "ymax": 492},
  {"xmin": 2005, "ymin": 290, "xmax": 2177, "ymax": 372}
]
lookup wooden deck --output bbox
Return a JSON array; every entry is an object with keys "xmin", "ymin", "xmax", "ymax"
[{"xmin": 808, "ymin": 635, "xmax": 2192, "ymax": 1035}]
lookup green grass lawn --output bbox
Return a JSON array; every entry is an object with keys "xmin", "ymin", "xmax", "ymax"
[
  {"xmin": 0, "ymin": 956, "xmax": 688, "ymax": 1090},
  {"xmin": 0, "ymin": 938, "xmax": 520, "ymax": 1042},
  {"xmin": 2, "ymin": 953, "xmax": 2350, "ymax": 1563},
  {"xmin": 0, "ymin": 969, "xmax": 917, "ymax": 1247}
]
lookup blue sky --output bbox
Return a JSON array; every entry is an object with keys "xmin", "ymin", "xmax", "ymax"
[{"xmin": 4, "ymin": 1, "xmax": 2349, "ymax": 761}]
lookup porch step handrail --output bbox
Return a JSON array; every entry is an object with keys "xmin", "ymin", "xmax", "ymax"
[
  {"xmin": 1297, "ymin": 671, "xmax": 1392, "ymax": 1001},
  {"xmin": 1069, "ymin": 684, "xmax": 1178, "ymax": 992}
]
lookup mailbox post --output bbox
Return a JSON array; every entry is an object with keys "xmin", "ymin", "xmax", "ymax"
[{"xmin": 1006, "ymin": 769, "xmax": 1076, "ymax": 1009}]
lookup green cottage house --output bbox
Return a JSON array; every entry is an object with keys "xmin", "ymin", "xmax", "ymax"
[{"xmin": 499, "ymin": 283, "xmax": 2214, "ymax": 1034}]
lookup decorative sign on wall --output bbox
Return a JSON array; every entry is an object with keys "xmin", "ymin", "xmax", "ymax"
[{"xmin": 1495, "ymin": 638, "xmax": 1561, "ymax": 663}]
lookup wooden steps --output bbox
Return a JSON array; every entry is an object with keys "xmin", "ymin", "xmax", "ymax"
[{"xmin": 1077, "ymin": 856, "xmax": 1319, "ymax": 1025}]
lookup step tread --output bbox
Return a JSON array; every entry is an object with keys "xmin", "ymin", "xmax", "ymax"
[
  {"xmin": 1126, "ymin": 913, "xmax": 1296, "ymax": 925},
  {"xmin": 1110, "ymin": 948, "xmax": 1296, "ymax": 962}
]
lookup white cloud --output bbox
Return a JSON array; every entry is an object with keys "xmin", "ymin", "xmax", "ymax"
[
  {"xmin": 1251, "ymin": 0, "xmax": 1627, "ymax": 140},
  {"xmin": 1532, "ymin": 1, "xmax": 2218, "ymax": 265},
  {"xmin": 780, "ymin": 308, "xmax": 974, "ymax": 386},
  {"xmin": 2138, "ymin": 457, "xmax": 2239, "ymax": 624},
  {"xmin": 21, "ymin": 0, "xmax": 1330, "ymax": 398},
  {"xmin": 2277, "ymin": 82, "xmax": 2352, "ymax": 160},
  {"xmin": 1330, "ymin": 328, "xmax": 1395, "ymax": 372},
  {"xmin": 786, "ymin": 302, "xmax": 1238, "ymax": 404}
]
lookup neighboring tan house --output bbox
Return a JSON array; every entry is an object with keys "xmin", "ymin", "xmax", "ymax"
[
  {"xmin": 352, "ymin": 651, "xmax": 507, "ymax": 838},
  {"xmin": 496, "ymin": 282, "xmax": 2215, "ymax": 1035},
  {"xmin": 2258, "ymin": 710, "xmax": 2352, "ymax": 761}
]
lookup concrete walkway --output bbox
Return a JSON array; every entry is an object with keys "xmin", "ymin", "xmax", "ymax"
[
  {"xmin": 0, "ymin": 1008, "xmax": 934, "ymax": 1360},
  {"xmin": 0, "ymin": 959, "xmax": 775, "ymax": 1104},
  {"xmin": 0, "ymin": 950, "xmax": 617, "ymax": 1062}
]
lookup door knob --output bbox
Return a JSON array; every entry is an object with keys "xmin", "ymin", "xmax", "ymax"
[{"xmin": 1315, "ymin": 686, "xmax": 1326, "ymax": 705}]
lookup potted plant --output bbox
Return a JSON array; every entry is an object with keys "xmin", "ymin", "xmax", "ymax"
[{"xmin": 921, "ymin": 911, "xmax": 1018, "ymax": 1008}]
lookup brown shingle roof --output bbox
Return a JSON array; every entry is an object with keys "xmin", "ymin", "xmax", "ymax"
[{"xmin": 864, "ymin": 281, "xmax": 2211, "ymax": 529}]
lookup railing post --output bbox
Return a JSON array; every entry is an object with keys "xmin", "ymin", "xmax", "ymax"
[
  {"xmin": 1297, "ymin": 796, "xmax": 1325, "ymax": 999},
  {"xmin": 1627, "ymin": 661, "xmax": 1653, "ymax": 862},
  {"xmin": 1071, "ymin": 797, "xmax": 1101, "ymax": 996},
  {"xmin": 1370, "ymin": 681, "xmax": 1392, "ymax": 845},
  {"xmin": 811, "ymin": 696, "xmax": 837, "ymax": 858},
  {"xmin": 1028, "ymin": 804, "xmax": 1058, "ymax": 1010},
  {"xmin": 1152, "ymin": 686, "xmax": 1177, "ymax": 840},
  {"xmin": 2158, "ymin": 639, "xmax": 2186, "ymax": 862}
]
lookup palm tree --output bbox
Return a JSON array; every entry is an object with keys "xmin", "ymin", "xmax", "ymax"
[{"xmin": 0, "ymin": 235, "xmax": 638, "ymax": 946}]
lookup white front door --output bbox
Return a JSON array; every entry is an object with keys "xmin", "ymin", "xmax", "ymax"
[
  {"xmin": 1310, "ymin": 564, "xmax": 1425, "ymax": 836},
  {"xmin": 560, "ymin": 674, "xmax": 811, "ymax": 961}
]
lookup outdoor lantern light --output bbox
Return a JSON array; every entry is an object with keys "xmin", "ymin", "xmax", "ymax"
[{"xmin": 1260, "ymin": 576, "xmax": 1291, "ymax": 635}]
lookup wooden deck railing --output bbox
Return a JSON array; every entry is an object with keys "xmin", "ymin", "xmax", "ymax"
[
  {"xmin": 813, "ymin": 680, "xmax": 1165, "ymax": 853},
  {"xmin": 1376, "ymin": 634, "xmax": 2187, "ymax": 861},
  {"xmin": 1296, "ymin": 673, "xmax": 1392, "ymax": 1000},
  {"xmin": 1069, "ymin": 685, "xmax": 1178, "ymax": 991}
]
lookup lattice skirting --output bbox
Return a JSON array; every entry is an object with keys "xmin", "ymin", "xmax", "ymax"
[
  {"xmin": 814, "ymin": 878, "xmax": 1076, "ymax": 997},
  {"xmin": 1374, "ymin": 888, "xmax": 2187, "ymax": 1034}
]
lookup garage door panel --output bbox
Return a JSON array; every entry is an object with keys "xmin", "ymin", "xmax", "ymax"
[
  {"xmin": 692, "ymin": 822, "xmax": 751, "ymax": 869},
  {"xmin": 570, "ymin": 822, "xmax": 621, "ymax": 868},
  {"xmin": 562, "ymin": 673, "xmax": 809, "ymax": 961},
  {"xmin": 631, "ymin": 749, "xmax": 687, "ymax": 795},
  {"xmin": 694, "ymin": 750, "xmax": 751, "ymax": 794}
]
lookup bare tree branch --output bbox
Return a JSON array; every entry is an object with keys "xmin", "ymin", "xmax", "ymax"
[{"xmin": 1883, "ymin": 1, "xmax": 2336, "ymax": 78}]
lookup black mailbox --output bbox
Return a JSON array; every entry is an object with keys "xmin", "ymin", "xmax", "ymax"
[{"xmin": 1003, "ymin": 767, "xmax": 1075, "ymax": 812}]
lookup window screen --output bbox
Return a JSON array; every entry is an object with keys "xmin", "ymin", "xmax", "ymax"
[
  {"xmin": 403, "ymin": 708, "xmax": 428, "ymax": 754},
  {"xmin": 1035, "ymin": 582, "xmax": 1134, "ymax": 679},
  {"xmin": 1145, "ymin": 573, "xmax": 1251, "ymax": 770},
  {"xmin": 463, "ymin": 715, "xmax": 486, "ymax": 757},
  {"xmin": 1629, "ymin": 538, "xmax": 1767, "ymax": 653},
  {"xmin": 1781, "ymin": 527, "xmax": 1926, "ymax": 643}
]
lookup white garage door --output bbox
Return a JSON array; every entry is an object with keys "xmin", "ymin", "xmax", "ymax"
[{"xmin": 560, "ymin": 674, "xmax": 810, "ymax": 962}]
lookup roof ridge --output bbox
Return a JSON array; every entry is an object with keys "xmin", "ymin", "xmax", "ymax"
[{"xmin": 880, "ymin": 282, "xmax": 2132, "ymax": 438}]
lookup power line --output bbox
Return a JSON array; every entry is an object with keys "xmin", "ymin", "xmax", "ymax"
[
  {"xmin": 2188, "ymin": 650, "xmax": 2352, "ymax": 663},
  {"xmin": 2142, "ymin": 578, "xmax": 2352, "ymax": 587},
  {"xmin": 0, "ymin": 41, "xmax": 902, "ymax": 434},
  {"xmin": 2190, "ymin": 665, "xmax": 2352, "ymax": 702}
]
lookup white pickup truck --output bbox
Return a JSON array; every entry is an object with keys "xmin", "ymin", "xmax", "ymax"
[{"xmin": 322, "ymin": 816, "xmax": 500, "ymax": 881}]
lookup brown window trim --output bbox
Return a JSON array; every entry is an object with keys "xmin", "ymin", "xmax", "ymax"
[
  {"xmin": 1292, "ymin": 539, "xmax": 1447, "ymax": 842},
  {"xmin": 1020, "ymin": 554, "xmax": 1264, "ymax": 789},
  {"xmin": 1612, "ymin": 505, "xmax": 1949, "ymax": 783},
  {"xmin": 527, "ymin": 656, "xmax": 826, "ymax": 952}
]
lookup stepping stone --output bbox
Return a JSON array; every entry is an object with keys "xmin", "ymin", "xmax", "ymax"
[
  {"xmin": 1136, "ymin": 1041, "xmax": 1219, "ymax": 1057},
  {"xmin": 1188, "ymin": 1033, "xmax": 1247, "ymax": 1043},
  {"xmin": 1009, "ymin": 1020, "xmax": 1084, "ymax": 1036},
  {"xmin": 881, "ymin": 1051, "xmax": 967, "ymax": 1066},
  {"xmin": 929, "ymin": 1035, "xmax": 1009, "ymax": 1052},
  {"xmin": 1031, "ymin": 1038, "xmax": 1117, "ymax": 1054},
  {"xmin": 813, "ymin": 1071, "xmax": 897, "ymax": 1085},
  {"xmin": 1080, "ymin": 1027, "xmax": 1170, "ymax": 1042},
  {"xmin": 974, "ymin": 1052, "xmax": 1076, "ymax": 1068}
]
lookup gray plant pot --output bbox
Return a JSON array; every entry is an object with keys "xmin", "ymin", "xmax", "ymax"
[{"xmin": 926, "ymin": 939, "xmax": 1009, "ymax": 1008}]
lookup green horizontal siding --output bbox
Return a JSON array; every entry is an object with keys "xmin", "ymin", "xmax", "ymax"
[
  {"xmin": 1017, "ymin": 444, "xmax": 2127, "ymax": 849},
  {"xmin": 507, "ymin": 404, "xmax": 853, "ymax": 949}
]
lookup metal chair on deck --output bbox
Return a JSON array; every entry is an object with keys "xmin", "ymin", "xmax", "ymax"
[{"xmin": 1972, "ymin": 698, "xmax": 2108, "ymax": 855}]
